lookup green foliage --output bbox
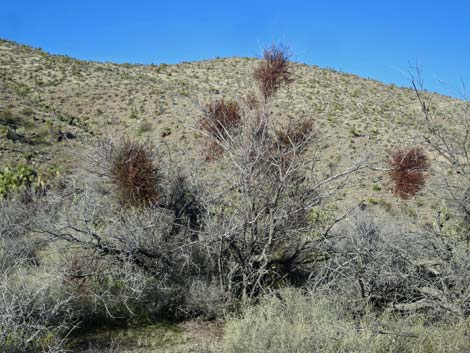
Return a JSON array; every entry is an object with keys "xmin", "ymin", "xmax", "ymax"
[
  {"xmin": 0, "ymin": 164, "xmax": 37, "ymax": 197},
  {"xmin": 432, "ymin": 205, "xmax": 466, "ymax": 237},
  {"xmin": 308, "ymin": 207, "xmax": 333, "ymax": 224},
  {"xmin": 307, "ymin": 207, "xmax": 335, "ymax": 238},
  {"xmin": 372, "ymin": 184, "xmax": 382, "ymax": 191}
]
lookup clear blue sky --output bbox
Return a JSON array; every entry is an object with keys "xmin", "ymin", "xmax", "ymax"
[{"xmin": 1, "ymin": 0, "xmax": 469, "ymax": 97}]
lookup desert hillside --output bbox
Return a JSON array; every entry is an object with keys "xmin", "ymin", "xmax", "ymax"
[
  {"xmin": 2, "ymin": 39, "xmax": 470, "ymax": 353},
  {"xmin": 1, "ymin": 38, "xmax": 466, "ymax": 213}
]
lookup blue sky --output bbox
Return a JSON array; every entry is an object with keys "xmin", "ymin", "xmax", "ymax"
[{"xmin": 1, "ymin": 0, "xmax": 469, "ymax": 97}]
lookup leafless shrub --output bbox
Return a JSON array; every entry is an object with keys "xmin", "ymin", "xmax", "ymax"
[
  {"xmin": 202, "ymin": 116, "xmax": 315, "ymax": 298},
  {"xmin": 254, "ymin": 44, "xmax": 293, "ymax": 101},
  {"xmin": 61, "ymin": 249, "xmax": 146, "ymax": 326},
  {"xmin": 33, "ymin": 181, "xmax": 214, "ymax": 322},
  {"xmin": 40, "ymin": 189, "xmax": 184, "ymax": 276},
  {"xmin": 0, "ymin": 196, "xmax": 78, "ymax": 351},
  {"xmin": 68, "ymin": 258, "xmax": 151, "ymax": 329},
  {"xmin": 0, "ymin": 197, "xmax": 42, "ymax": 272},
  {"xmin": 182, "ymin": 279, "xmax": 234, "ymax": 319},
  {"xmin": 63, "ymin": 250, "xmax": 106, "ymax": 298},
  {"xmin": 200, "ymin": 104, "xmax": 366, "ymax": 300},
  {"xmin": 0, "ymin": 267, "xmax": 74, "ymax": 353},
  {"xmin": 194, "ymin": 45, "xmax": 368, "ymax": 300},
  {"xmin": 319, "ymin": 213, "xmax": 470, "ymax": 318},
  {"xmin": 388, "ymin": 147, "xmax": 429, "ymax": 199},
  {"xmin": 411, "ymin": 69, "xmax": 470, "ymax": 243}
]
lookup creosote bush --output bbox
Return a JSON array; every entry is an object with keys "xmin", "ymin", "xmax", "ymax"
[
  {"xmin": 389, "ymin": 147, "xmax": 429, "ymax": 199},
  {"xmin": 196, "ymin": 45, "xmax": 367, "ymax": 300},
  {"xmin": 254, "ymin": 44, "xmax": 293, "ymax": 101}
]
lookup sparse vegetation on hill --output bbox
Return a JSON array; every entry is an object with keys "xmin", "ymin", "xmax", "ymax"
[{"xmin": 1, "ymin": 39, "xmax": 470, "ymax": 352}]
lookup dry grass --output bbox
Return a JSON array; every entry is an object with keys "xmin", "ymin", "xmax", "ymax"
[{"xmin": 223, "ymin": 288, "xmax": 470, "ymax": 353}]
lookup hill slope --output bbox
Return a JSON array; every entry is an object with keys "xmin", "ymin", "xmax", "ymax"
[{"xmin": 0, "ymin": 38, "xmax": 466, "ymax": 214}]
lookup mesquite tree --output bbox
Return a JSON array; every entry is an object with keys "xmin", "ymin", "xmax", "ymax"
[{"xmin": 199, "ymin": 45, "xmax": 367, "ymax": 299}]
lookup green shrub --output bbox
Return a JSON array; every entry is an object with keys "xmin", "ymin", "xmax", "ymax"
[{"xmin": 0, "ymin": 164, "xmax": 38, "ymax": 197}]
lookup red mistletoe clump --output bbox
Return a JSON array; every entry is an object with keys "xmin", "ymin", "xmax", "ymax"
[
  {"xmin": 111, "ymin": 139, "xmax": 160, "ymax": 206},
  {"xmin": 254, "ymin": 44, "xmax": 293, "ymax": 101},
  {"xmin": 199, "ymin": 99, "xmax": 241, "ymax": 142},
  {"xmin": 389, "ymin": 147, "xmax": 429, "ymax": 199},
  {"xmin": 199, "ymin": 99, "xmax": 242, "ymax": 161}
]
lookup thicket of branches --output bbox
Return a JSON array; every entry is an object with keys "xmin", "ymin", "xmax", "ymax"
[{"xmin": 411, "ymin": 69, "xmax": 470, "ymax": 243}]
